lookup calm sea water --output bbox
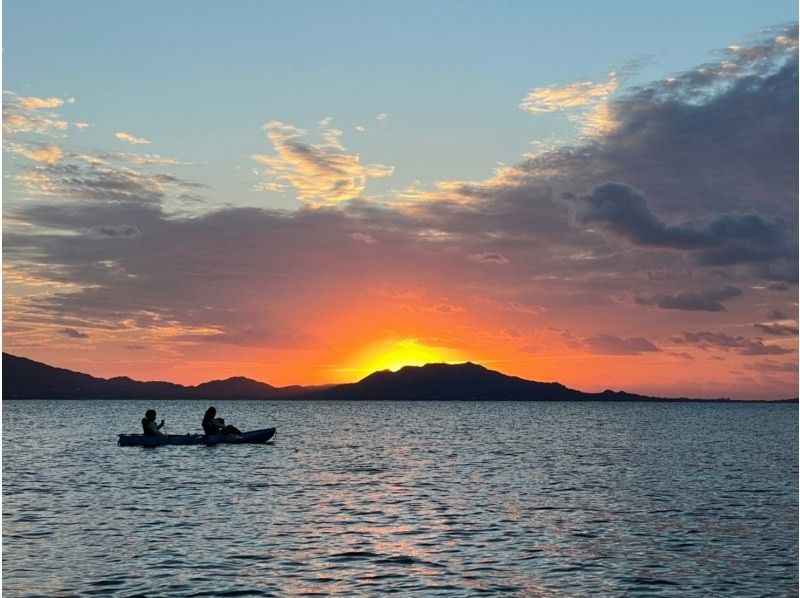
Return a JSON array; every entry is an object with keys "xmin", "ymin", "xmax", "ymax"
[{"xmin": 3, "ymin": 400, "xmax": 798, "ymax": 597}]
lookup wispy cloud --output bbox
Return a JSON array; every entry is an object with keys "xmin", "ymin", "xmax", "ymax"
[
  {"xmin": 754, "ymin": 322, "xmax": 798, "ymax": 336},
  {"xmin": 635, "ymin": 286, "xmax": 742, "ymax": 312},
  {"xmin": 521, "ymin": 73, "xmax": 620, "ymax": 136},
  {"xmin": 425, "ymin": 302, "xmax": 465, "ymax": 314},
  {"xmin": 6, "ymin": 141, "xmax": 63, "ymax": 164},
  {"xmin": 14, "ymin": 162, "xmax": 201, "ymax": 204},
  {"xmin": 2, "ymin": 93, "xmax": 73, "ymax": 137},
  {"xmin": 521, "ymin": 75, "xmax": 619, "ymax": 114},
  {"xmin": 16, "ymin": 96, "xmax": 68, "ymax": 110},
  {"xmin": 674, "ymin": 331, "xmax": 793, "ymax": 356},
  {"xmin": 252, "ymin": 120, "xmax": 394, "ymax": 205},
  {"xmin": 3, "ymin": 109, "xmax": 68, "ymax": 136},
  {"xmin": 583, "ymin": 334, "xmax": 660, "ymax": 355},
  {"xmin": 113, "ymin": 153, "xmax": 184, "ymax": 166},
  {"xmin": 348, "ymin": 232, "xmax": 377, "ymax": 244},
  {"xmin": 116, "ymin": 131, "xmax": 151, "ymax": 145},
  {"xmin": 469, "ymin": 252, "xmax": 510, "ymax": 265},
  {"xmin": 59, "ymin": 327, "xmax": 89, "ymax": 339},
  {"xmin": 744, "ymin": 360, "xmax": 797, "ymax": 373}
]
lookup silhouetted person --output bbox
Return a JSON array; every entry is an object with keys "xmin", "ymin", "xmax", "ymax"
[
  {"xmin": 202, "ymin": 406, "xmax": 242, "ymax": 436},
  {"xmin": 142, "ymin": 409, "xmax": 165, "ymax": 436}
]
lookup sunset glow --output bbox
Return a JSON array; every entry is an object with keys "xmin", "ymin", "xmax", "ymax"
[
  {"xmin": 342, "ymin": 339, "xmax": 468, "ymax": 380},
  {"xmin": 2, "ymin": 3, "xmax": 797, "ymax": 399}
]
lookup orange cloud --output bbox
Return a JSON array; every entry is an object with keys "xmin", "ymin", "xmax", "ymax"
[
  {"xmin": 14, "ymin": 96, "xmax": 67, "ymax": 110},
  {"xmin": 252, "ymin": 120, "xmax": 394, "ymax": 205},
  {"xmin": 4, "ymin": 113, "xmax": 68, "ymax": 136},
  {"xmin": 520, "ymin": 75, "xmax": 619, "ymax": 114},
  {"xmin": 3, "ymin": 94, "xmax": 72, "ymax": 137},
  {"xmin": 6, "ymin": 142, "xmax": 63, "ymax": 164},
  {"xmin": 520, "ymin": 73, "xmax": 621, "ymax": 138}
]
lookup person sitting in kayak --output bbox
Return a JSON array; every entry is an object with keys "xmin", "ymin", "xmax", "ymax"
[
  {"xmin": 142, "ymin": 409, "xmax": 165, "ymax": 436},
  {"xmin": 202, "ymin": 406, "xmax": 242, "ymax": 436}
]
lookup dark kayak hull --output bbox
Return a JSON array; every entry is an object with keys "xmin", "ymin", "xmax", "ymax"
[{"xmin": 118, "ymin": 427, "xmax": 276, "ymax": 447}]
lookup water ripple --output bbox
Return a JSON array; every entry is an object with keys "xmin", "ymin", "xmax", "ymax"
[{"xmin": 3, "ymin": 400, "xmax": 798, "ymax": 596}]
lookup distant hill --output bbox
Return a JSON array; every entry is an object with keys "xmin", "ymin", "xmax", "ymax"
[
  {"xmin": 192, "ymin": 376, "xmax": 279, "ymax": 398},
  {"xmin": 301, "ymin": 362, "xmax": 669, "ymax": 402},
  {"xmin": 1, "ymin": 353, "xmax": 306, "ymax": 400},
  {"xmin": 3, "ymin": 353, "xmax": 794, "ymax": 402}
]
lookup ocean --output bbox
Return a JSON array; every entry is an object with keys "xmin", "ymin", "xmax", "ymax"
[{"xmin": 3, "ymin": 399, "xmax": 798, "ymax": 596}]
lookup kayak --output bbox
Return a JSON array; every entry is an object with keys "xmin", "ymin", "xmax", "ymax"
[{"xmin": 118, "ymin": 427, "xmax": 276, "ymax": 447}]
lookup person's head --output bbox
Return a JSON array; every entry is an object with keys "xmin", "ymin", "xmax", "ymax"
[
  {"xmin": 145, "ymin": 409, "xmax": 157, "ymax": 421},
  {"xmin": 205, "ymin": 406, "xmax": 216, "ymax": 418}
]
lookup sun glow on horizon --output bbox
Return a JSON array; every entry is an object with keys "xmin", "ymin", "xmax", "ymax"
[{"xmin": 340, "ymin": 338, "xmax": 468, "ymax": 380}]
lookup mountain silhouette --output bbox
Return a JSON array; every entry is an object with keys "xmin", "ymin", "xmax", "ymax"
[
  {"xmin": 193, "ymin": 376, "xmax": 279, "ymax": 398},
  {"xmin": 300, "ymin": 362, "xmax": 672, "ymax": 401},
  {"xmin": 4, "ymin": 352, "xmax": 791, "ymax": 402},
  {"xmin": 2, "ymin": 353, "xmax": 307, "ymax": 400}
]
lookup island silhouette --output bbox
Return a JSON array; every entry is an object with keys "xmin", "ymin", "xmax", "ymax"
[{"xmin": 2, "ymin": 353, "xmax": 794, "ymax": 402}]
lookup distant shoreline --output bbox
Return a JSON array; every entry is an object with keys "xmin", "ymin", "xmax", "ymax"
[
  {"xmin": 4, "ymin": 353, "xmax": 797, "ymax": 403},
  {"xmin": 4, "ymin": 396, "xmax": 797, "ymax": 404}
]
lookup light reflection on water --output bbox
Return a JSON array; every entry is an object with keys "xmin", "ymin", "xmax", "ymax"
[{"xmin": 3, "ymin": 400, "xmax": 798, "ymax": 596}]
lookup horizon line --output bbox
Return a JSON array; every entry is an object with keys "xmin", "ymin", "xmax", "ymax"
[{"xmin": 3, "ymin": 352, "xmax": 796, "ymax": 403}]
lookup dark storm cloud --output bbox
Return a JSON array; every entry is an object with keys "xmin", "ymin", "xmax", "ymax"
[
  {"xmin": 750, "ymin": 263, "xmax": 798, "ymax": 285},
  {"xmin": 583, "ymin": 334, "xmax": 660, "ymax": 355},
  {"xmin": 413, "ymin": 26, "xmax": 798, "ymax": 287},
  {"xmin": 493, "ymin": 33, "xmax": 798, "ymax": 223},
  {"xmin": 674, "ymin": 331, "xmax": 793, "ymax": 355},
  {"xmin": 576, "ymin": 183, "xmax": 794, "ymax": 269},
  {"xmin": 595, "ymin": 29, "xmax": 798, "ymax": 218},
  {"xmin": 387, "ymin": 27, "xmax": 796, "ymax": 278},
  {"xmin": 635, "ymin": 286, "xmax": 742, "ymax": 312},
  {"xmin": 577, "ymin": 183, "xmax": 710, "ymax": 248}
]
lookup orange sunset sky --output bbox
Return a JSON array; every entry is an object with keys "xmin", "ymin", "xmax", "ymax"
[{"xmin": 3, "ymin": 5, "xmax": 797, "ymax": 400}]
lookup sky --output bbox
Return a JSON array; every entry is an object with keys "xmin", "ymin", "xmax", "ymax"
[{"xmin": 3, "ymin": 1, "xmax": 798, "ymax": 399}]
